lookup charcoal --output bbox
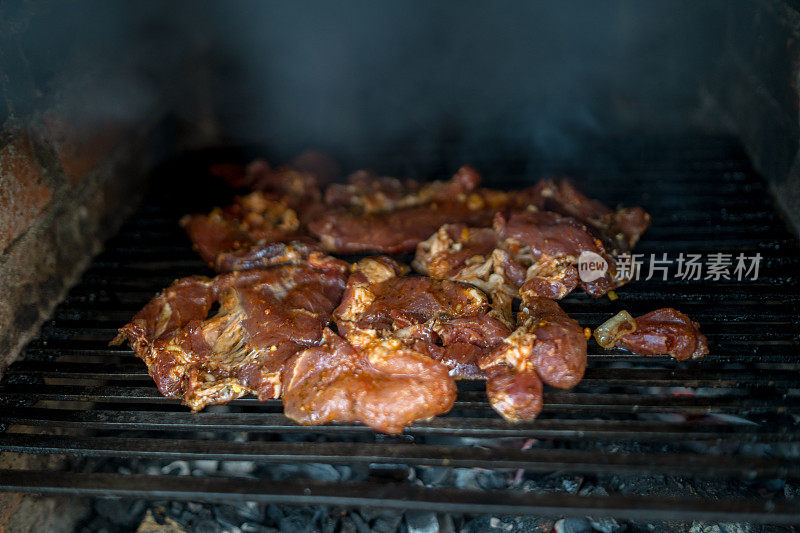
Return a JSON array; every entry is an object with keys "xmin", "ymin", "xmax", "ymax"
[
  {"xmin": 553, "ymin": 517, "xmax": 593, "ymax": 533},
  {"xmin": 587, "ymin": 516, "xmax": 625, "ymax": 533},
  {"xmin": 192, "ymin": 518, "xmax": 224, "ymax": 533},
  {"xmin": 268, "ymin": 463, "xmax": 342, "ymax": 482},
  {"xmin": 278, "ymin": 507, "xmax": 317, "ymax": 532},
  {"xmin": 785, "ymin": 481, "xmax": 799, "ymax": 500},
  {"xmin": 562, "ymin": 477, "xmax": 583, "ymax": 494},
  {"xmin": 168, "ymin": 501, "xmax": 185, "ymax": 518},
  {"xmin": 214, "ymin": 504, "xmax": 245, "ymax": 530},
  {"xmin": 356, "ymin": 506, "xmax": 383, "ymax": 522},
  {"xmin": 460, "ymin": 516, "xmax": 493, "ymax": 532},
  {"xmin": 235, "ymin": 501, "xmax": 264, "ymax": 523},
  {"xmin": 689, "ymin": 524, "xmax": 724, "ymax": 533},
  {"xmin": 193, "ymin": 460, "xmax": 221, "ymax": 474},
  {"xmin": 417, "ymin": 466, "xmax": 450, "ymax": 486},
  {"xmin": 220, "ymin": 461, "xmax": 257, "ymax": 476},
  {"xmin": 321, "ymin": 512, "xmax": 340, "ymax": 533},
  {"xmin": 93, "ymin": 498, "xmax": 147, "ymax": 528},
  {"xmin": 265, "ymin": 504, "xmax": 284, "ymax": 525},
  {"xmin": 759, "ymin": 478, "xmax": 785, "ymax": 491},
  {"xmin": 719, "ymin": 524, "xmax": 753, "ymax": 533},
  {"xmin": 161, "ymin": 460, "xmax": 191, "ymax": 476},
  {"xmin": 579, "ymin": 485, "xmax": 608, "ymax": 497},
  {"xmin": 488, "ymin": 517, "xmax": 515, "ymax": 531},
  {"xmin": 339, "ymin": 515, "xmax": 358, "ymax": 533},
  {"xmin": 405, "ymin": 510, "xmax": 439, "ymax": 533},
  {"xmin": 453, "ymin": 469, "xmax": 481, "ymax": 490},
  {"xmin": 437, "ymin": 514, "xmax": 456, "ymax": 533},
  {"xmin": 182, "ymin": 504, "xmax": 214, "ymax": 528},
  {"xmin": 76, "ymin": 517, "xmax": 115, "ymax": 533},
  {"xmin": 241, "ymin": 524, "xmax": 278, "ymax": 533},
  {"xmin": 349, "ymin": 511, "xmax": 372, "ymax": 533},
  {"xmin": 370, "ymin": 510, "xmax": 403, "ymax": 533}
]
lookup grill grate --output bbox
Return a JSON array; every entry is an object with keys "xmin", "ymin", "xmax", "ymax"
[{"xmin": 1, "ymin": 136, "xmax": 799, "ymax": 524}]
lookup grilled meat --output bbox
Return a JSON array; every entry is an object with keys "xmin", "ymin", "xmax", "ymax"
[
  {"xmin": 330, "ymin": 256, "xmax": 586, "ymax": 423},
  {"xmin": 282, "ymin": 329, "xmax": 457, "ymax": 434},
  {"xmin": 324, "ymin": 165, "xmax": 486, "ymax": 214},
  {"xmin": 111, "ymin": 257, "xmax": 349, "ymax": 411},
  {"xmin": 484, "ymin": 365, "xmax": 544, "ymax": 423},
  {"xmin": 181, "ymin": 191, "xmax": 319, "ymax": 270},
  {"xmin": 210, "ymin": 151, "xmax": 333, "ymax": 198},
  {"xmin": 334, "ymin": 256, "xmax": 510, "ymax": 379},
  {"xmin": 498, "ymin": 210, "xmax": 618, "ymax": 298},
  {"xmin": 521, "ymin": 178, "xmax": 651, "ymax": 252},
  {"xmin": 414, "ymin": 210, "xmax": 619, "ymax": 322},
  {"xmin": 324, "ymin": 170, "xmax": 425, "ymax": 214},
  {"xmin": 309, "ymin": 166, "xmax": 508, "ymax": 254},
  {"xmin": 214, "ymin": 241, "xmax": 319, "ymax": 273},
  {"xmin": 481, "ymin": 297, "xmax": 587, "ymax": 421},
  {"xmin": 594, "ymin": 308, "xmax": 709, "ymax": 360}
]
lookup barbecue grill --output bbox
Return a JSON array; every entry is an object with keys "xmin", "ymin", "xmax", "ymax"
[{"xmin": 1, "ymin": 136, "xmax": 798, "ymax": 527}]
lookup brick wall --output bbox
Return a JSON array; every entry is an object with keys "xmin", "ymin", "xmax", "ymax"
[
  {"xmin": 0, "ymin": 119, "xmax": 161, "ymax": 372},
  {"xmin": 0, "ymin": 1, "xmax": 213, "ymax": 373},
  {"xmin": 0, "ymin": 117, "xmax": 168, "ymax": 532}
]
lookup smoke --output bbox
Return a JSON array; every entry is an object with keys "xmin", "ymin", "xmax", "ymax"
[
  {"xmin": 1, "ymin": 1, "xmax": 728, "ymax": 173},
  {"xmin": 203, "ymin": 0, "xmax": 725, "ymax": 169},
  {"xmin": 0, "ymin": 1, "xmax": 207, "ymax": 129}
]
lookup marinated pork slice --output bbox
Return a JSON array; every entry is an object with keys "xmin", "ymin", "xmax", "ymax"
[
  {"xmin": 414, "ymin": 210, "xmax": 619, "ymax": 317},
  {"xmin": 324, "ymin": 164, "xmax": 487, "ymax": 214},
  {"xmin": 521, "ymin": 178, "xmax": 651, "ymax": 252},
  {"xmin": 211, "ymin": 150, "xmax": 335, "ymax": 196},
  {"xmin": 480, "ymin": 297, "xmax": 587, "ymax": 421},
  {"xmin": 324, "ymin": 170, "xmax": 424, "ymax": 214},
  {"xmin": 111, "ymin": 257, "xmax": 349, "ymax": 410},
  {"xmin": 214, "ymin": 241, "xmax": 319, "ymax": 273},
  {"xmin": 594, "ymin": 308, "xmax": 709, "ymax": 360},
  {"xmin": 497, "ymin": 210, "xmax": 618, "ymax": 298},
  {"xmin": 334, "ymin": 256, "xmax": 511, "ymax": 379},
  {"xmin": 281, "ymin": 329, "xmax": 457, "ymax": 434},
  {"xmin": 309, "ymin": 165, "xmax": 509, "ymax": 254},
  {"xmin": 181, "ymin": 191, "xmax": 319, "ymax": 270}
]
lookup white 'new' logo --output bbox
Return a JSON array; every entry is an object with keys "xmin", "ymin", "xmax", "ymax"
[{"xmin": 577, "ymin": 251, "xmax": 608, "ymax": 283}]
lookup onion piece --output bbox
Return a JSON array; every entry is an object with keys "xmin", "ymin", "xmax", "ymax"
[{"xmin": 594, "ymin": 310, "xmax": 638, "ymax": 349}]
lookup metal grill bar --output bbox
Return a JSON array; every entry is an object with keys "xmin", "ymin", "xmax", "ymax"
[
  {"xmin": 1, "ymin": 436, "xmax": 797, "ymax": 478},
  {"xmin": 1, "ymin": 137, "xmax": 798, "ymax": 523},
  {"xmin": 2, "ymin": 470, "xmax": 798, "ymax": 524}
]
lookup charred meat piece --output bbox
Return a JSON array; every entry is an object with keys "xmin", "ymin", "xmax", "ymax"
[
  {"xmin": 482, "ymin": 298, "xmax": 588, "ymax": 388},
  {"xmin": 324, "ymin": 164, "xmax": 489, "ymax": 215},
  {"xmin": 324, "ymin": 170, "xmax": 424, "ymax": 214},
  {"xmin": 214, "ymin": 241, "xmax": 319, "ymax": 273},
  {"xmin": 414, "ymin": 210, "xmax": 618, "ymax": 314},
  {"xmin": 309, "ymin": 166, "xmax": 508, "ymax": 254},
  {"xmin": 334, "ymin": 256, "xmax": 511, "ymax": 379},
  {"xmin": 210, "ymin": 151, "xmax": 334, "ymax": 196},
  {"xmin": 181, "ymin": 191, "xmax": 319, "ymax": 270},
  {"xmin": 309, "ymin": 202, "xmax": 495, "ymax": 254},
  {"xmin": 111, "ymin": 258, "xmax": 349, "ymax": 411},
  {"xmin": 484, "ymin": 365, "xmax": 544, "ymax": 423},
  {"xmin": 522, "ymin": 178, "xmax": 651, "ymax": 252},
  {"xmin": 413, "ymin": 224, "xmax": 516, "ymax": 324},
  {"xmin": 288, "ymin": 149, "xmax": 341, "ymax": 186},
  {"xmin": 497, "ymin": 210, "xmax": 617, "ymax": 298},
  {"xmin": 480, "ymin": 297, "xmax": 588, "ymax": 422},
  {"xmin": 244, "ymin": 159, "xmax": 322, "ymax": 205},
  {"xmin": 282, "ymin": 329, "xmax": 457, "ymax": 434},
  {"xmin": 594, "ymin": 308, "xmax": 709, "ymax": 360}
]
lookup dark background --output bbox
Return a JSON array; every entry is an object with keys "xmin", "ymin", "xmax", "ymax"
[{"xmin": 1, "ymin": 1, "xmax": 798, "ymax": 197}]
